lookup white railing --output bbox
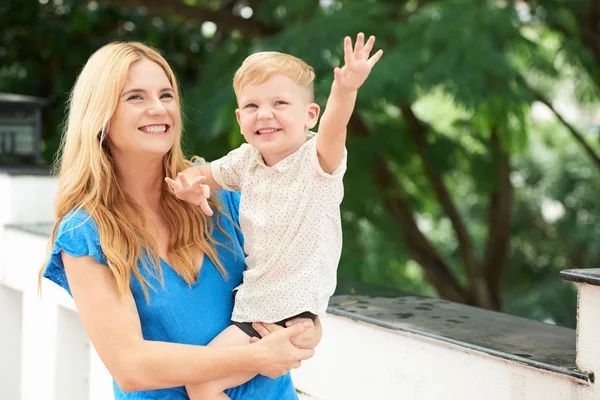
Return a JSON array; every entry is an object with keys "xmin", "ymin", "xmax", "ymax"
[{"xmin": 0, "ymin": 172, "xmax": 597, "ymax": 400}]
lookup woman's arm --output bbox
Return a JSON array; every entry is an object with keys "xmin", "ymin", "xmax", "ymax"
[
  {"xmin": 252, "ymin": 317, "xmax": 323, "ymax": 349},
  {"xmin": 63, "ymin": 252, "xmax": 313, "ymax": 392}
]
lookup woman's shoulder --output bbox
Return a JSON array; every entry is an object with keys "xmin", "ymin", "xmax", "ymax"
[
  {"xmin": 214, "ymin": 189, "xmax": 240, "ymax": 210},
  {"xmin": 43, "ymin": 207, "xmax": 105, "ymax": 295},
  {"xmin": 57, "ymin": 207, "xmax": 98, "ymax": 235},
  {"xmin": 213, "ymin": 189, "xmax": 240, "ymax": 224}
]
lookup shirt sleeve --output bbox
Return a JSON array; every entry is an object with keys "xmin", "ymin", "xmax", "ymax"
[
  {"xmin": 42, "ymin": 210, "xmax": 106, "ymax": 296},
  {"xmin": 310, "ymin": 134, "xmax": 348, "ymax": 179},
  {"xmin": 210, "ymin": 144, "xmax": 254, "ymax": 191}
]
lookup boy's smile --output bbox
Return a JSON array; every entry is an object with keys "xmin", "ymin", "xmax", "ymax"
[{"xmin": 235, "ymin": 74, "xmax": 320, "ymax": 166}]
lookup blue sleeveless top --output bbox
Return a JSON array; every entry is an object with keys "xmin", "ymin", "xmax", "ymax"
[{"xmin": 43, "ymin": 190, "xmax": 298, "ymax": 399}]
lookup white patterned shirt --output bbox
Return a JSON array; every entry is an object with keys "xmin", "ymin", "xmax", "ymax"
[{"xmin": 210, "ymin": 132, "xmax": 346, "ymax": 323}]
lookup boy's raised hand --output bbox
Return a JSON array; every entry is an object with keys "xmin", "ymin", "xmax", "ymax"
[
  {"xmin": 334, "ymin": 32, "xmax": 383, "ymax": 91},
  {"xmin": 165, "ymin": 172, "xmax": 213, "ymax": 216}
]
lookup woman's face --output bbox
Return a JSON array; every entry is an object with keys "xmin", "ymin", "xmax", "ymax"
[{"xmin": 107, "ymin": 59, "xmax": 180, "ymax": 158}]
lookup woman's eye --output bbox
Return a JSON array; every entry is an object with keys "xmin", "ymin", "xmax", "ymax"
[
  {"xmin": 127, "ymin": 94, "xmax": 142, "ymax": 100},
  {"xmin": 161, "ymin": 93, "xmax": 174, "ymax": 99}
]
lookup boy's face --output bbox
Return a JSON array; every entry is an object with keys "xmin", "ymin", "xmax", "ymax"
[{"xmin": 235, "ymin": 74, "xmax": 319, "ymax": 166}]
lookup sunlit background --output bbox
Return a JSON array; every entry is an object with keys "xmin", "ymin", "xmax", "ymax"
[{"xmin": 2, "ymin": 0, "xmax": 600, "ymax": 359}]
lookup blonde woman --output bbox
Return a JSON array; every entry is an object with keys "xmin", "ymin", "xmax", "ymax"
[{"xmin": 40, "ymin": 41, "xmax": 320, "ymax": 399}]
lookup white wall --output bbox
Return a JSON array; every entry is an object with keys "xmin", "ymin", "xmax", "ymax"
[
  {"xmin": 0, "ymin": 284, "xmax": 22, "ymax": 400},
  {"xmin": 0, "ymin": 173, "xmax": 57, "ymax": 224},
  {"xmin": 291, "ymin": 315, "xmax": 596, "ymax": 400},
  {"xmin": 1, "ymin": 173, "xmax": 598, "ymax": 400}
]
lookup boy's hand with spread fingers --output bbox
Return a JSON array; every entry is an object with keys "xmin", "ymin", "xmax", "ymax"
[
  {"xmin": 165, "ymin": 172, "xmax": 213, "ymax": 216},
  {"xmin": 334, "ymin": 32, "xmax": 383, "ymax": 92}
]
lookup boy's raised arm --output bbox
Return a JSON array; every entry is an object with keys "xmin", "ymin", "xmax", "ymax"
[{"xmin": 317, "ymin": 33, "xmax": 383, "ymax": 174}]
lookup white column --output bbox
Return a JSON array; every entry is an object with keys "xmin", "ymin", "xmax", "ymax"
[
  {"xmin": 20, "ymin": 292, "xmax": 58, "ymax": 400},
  {"xmin": 576, "ymin": 284, "xmax": 600, "ymax": 374},
  {"xmin": 54, "ymin": 307, "xmax": 90, "ymax": 400},
  {"xmin": 88, "ymin": 343, "xmax": 114, "ymax": 400},
  {"xmin": 0, "ymin": 284, "xmax": 23, "ymax": 400}
]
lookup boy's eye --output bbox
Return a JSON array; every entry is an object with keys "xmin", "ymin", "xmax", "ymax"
[
  {"xmin": 274, "ymin": 101, "xmax": 287, "ymax": 106},
  {"xmin": 245, "ymin": 103, "xmax": 257, "ymax": 108}
]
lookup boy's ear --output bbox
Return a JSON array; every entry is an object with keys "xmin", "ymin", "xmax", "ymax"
[
  {"xmin": 235, "ymin": 109, "xmax": 242, "ymax": 127},
  {"xmin": 306, "ymin": 103, "xmax": 320, "ymax": 130}
]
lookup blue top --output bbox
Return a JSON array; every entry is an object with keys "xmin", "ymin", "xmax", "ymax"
[{"xmin": 43, "ymin": 190, "xmax": 298, "ymax": 400}]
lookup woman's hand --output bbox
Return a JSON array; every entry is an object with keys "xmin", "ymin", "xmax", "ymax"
[
  {"xmin": 252, "ymin": 318, "xmax": 322, "ymax": 349},
  {"xmin": 251, "ymin": 322, "xmax": 315, "ymax": 378}
]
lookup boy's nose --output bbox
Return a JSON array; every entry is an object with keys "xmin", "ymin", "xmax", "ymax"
[{"xmin": 257, "ymin": 108, "xmax": 273, "ymax": 120}]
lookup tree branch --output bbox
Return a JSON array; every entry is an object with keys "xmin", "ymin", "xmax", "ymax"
[
  {"xmin": 481, "ymin": 128, "xmax": 512, "ymax": 309},
  {"xmin": 96, "ymin": 0, "xmax": 276, "ymax": 37},
  {"xmin": 578, "ymin": 0, "xmax": 600, "ymax": 79},
  {"xmin": 399, "ymin": 105, "xmax": 495, "ymax": 307},
  {"xmin": 528, "ymin": 83, "xmax": 600, "ymax": 172},
  {"xmin": 349, "ymin": 115, "xmax": 469, "ymax": 303},
  {"xmin": 522, "ymin": 0, "xmax": 600, "ymax": 84}
]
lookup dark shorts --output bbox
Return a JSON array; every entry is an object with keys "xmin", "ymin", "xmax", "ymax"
[{"xmin": 232, "ymin": 290, "xmax": 317, "ymax": 338}]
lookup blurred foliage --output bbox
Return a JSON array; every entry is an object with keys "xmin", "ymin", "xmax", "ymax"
[{"xmin": 3, "ymin": 0, "xmax": 600, "ymax": 328}]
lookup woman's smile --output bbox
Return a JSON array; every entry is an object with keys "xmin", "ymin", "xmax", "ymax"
[{"xmin": 139, "ymin": 124, "xmax": 170, "ymax": 134}]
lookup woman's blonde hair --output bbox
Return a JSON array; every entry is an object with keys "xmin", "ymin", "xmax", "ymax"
[
  {"xmin": 40, "ymin": 41, "xmax": 228, "ymax": 299},
  {"xmin": 233, "ymin": 51, "xmax": 316, "ymax": 100}
]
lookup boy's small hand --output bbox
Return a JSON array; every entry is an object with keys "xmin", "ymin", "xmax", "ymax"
[
  {"xmin": 334, "ymin": 32, "xmax": 383, "ymax": 92},
  {"xmin": 165, "ymin": 172, "xmax": 213, "ymax": 216}
]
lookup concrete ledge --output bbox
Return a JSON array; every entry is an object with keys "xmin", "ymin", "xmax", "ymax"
[
  {"xmin": 561, "ymin": 269, "xmax": 600, "ymax": 377},
  {"xmin": 0, "ymin": 166, "xmax": 51, "ymax": 176},
  {"xmin": 326, "ymin": 294, "xmax": 590, "ymax": 383},
  {"xmin": 560, "ymin": 269, "xmax": 600, "ymax": 287}
]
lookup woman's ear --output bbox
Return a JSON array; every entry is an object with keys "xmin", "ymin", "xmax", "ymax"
[{"xmin": 305, "ymin": 103, "xmax": 320, "ymax": 130}]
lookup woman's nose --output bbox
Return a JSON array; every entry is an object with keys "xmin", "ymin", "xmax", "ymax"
[{"xmin": 147, "ymin": 98, "xmax": 167, "ymax": 116}]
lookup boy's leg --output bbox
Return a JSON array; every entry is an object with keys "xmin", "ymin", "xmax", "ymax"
[{"xmin": 186, "ymin": 325, "xmax": 257, "ymax": 400}]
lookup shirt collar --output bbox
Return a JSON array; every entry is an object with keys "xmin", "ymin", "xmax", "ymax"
[{"xmin": 250, "ymin": 132, "xmax": 316, "ymax": 173}]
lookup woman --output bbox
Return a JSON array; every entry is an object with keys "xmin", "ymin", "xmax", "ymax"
[{"xmin": 39, "ymin": 41, "xmax": 320, "ymax": 399}]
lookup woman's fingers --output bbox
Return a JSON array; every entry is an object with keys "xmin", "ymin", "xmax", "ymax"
[
  {"xmin": 297, "ymin": 347, "xmax": 315, "ymax": 361},
  {"xmin": 285, "ymin": 317, "xmax": 313, "ymax": 327},
  {"xmin": 255, "ymin": 321, "xmax": 315, "ymax": 378},
  {"xmin": 248, "ymin": 336, "xmax": 260, "ymax": 344},
  {"xmin": 252, "ymin": 321, "xmax": 283, "ymax": 336}
]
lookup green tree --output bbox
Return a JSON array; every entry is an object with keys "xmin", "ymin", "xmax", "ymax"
[{"xmin": 3, "ymin": 0, "xmax": 600, "ymax": 325}]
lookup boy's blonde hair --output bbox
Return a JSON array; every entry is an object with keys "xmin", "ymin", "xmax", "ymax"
[
  {"xmin": 233, "ymin": 51, "xmax": 316, "ymax": 100},
  {"xmin": 40, "ymin": 41, "xmax": 228, "ymax": 300}
]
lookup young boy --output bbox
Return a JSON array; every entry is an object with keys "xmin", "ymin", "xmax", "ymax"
[{"xmin": 166, "ymin": 33, "xmax": 382, "ymax": 399}]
